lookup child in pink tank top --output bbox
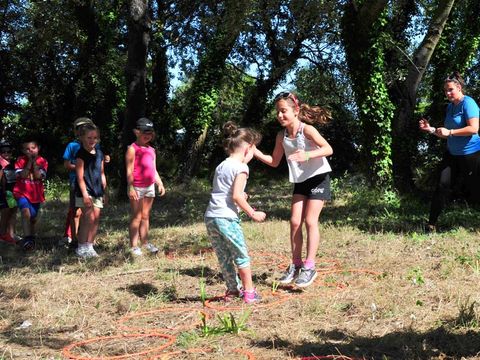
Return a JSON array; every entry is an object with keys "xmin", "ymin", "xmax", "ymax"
[{"xmin": 125, "ymin": 118, "xmax": 165, "ymax": 256}]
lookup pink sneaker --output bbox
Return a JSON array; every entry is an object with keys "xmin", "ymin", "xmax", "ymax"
[{"xmin": 243, "ymin": 289, "xmax": 261, "ymax": 304}]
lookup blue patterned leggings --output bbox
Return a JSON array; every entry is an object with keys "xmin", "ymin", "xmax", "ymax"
[{"xmin": 205, "ymin": 217, "xmax": 251, "ymax": 292}]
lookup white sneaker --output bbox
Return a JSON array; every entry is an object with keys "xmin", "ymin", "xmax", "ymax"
[
  {"xmin": 85, "ymin": 246, "xmax": 99, "ymax": 258},
  {"xmin": 144, "ymin": 243, "xmax": 158, "ymax": 254},
  {"xmin": 13, "ymin": 234, "xmax": 23, "ymax": 242},
  {"xmin": 131, "ymin": 247, "xmax": 143, "ymax": 256},
  {"xmin": 75, "ymin": 245, "xmax": 88, "ymax": 258}
]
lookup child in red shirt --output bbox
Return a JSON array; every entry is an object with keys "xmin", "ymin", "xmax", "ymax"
[{"xmin": 13, "ymin": 140, "xmax": 48, "ymax": 251}]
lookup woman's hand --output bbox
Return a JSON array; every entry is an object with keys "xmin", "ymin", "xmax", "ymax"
[
  {"xmin": 436, "ymin": 127, "xmax": 451, "ymax": 137},
  {"xmin": 419, "ymin": 118, "xmax": 435, "ymax": 133}
]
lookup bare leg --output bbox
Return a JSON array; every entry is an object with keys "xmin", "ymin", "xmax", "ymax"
[
  {"xmin": 139, "ymin": 197, "xmax": 154, "ymax": 245},
  {"xmin": 304, "ymin": 199, "xmax": 324, "ymax": 263},
  {"xmin": 290, "ymin": 194, "xmax": 307, "ymax": 262},
  {"xmin": 238, "ymin": 266, "xmax": 253, "ymax": 292},
  {"xmin": 129, "ymin": 198, "xmax": 142, "ymax": 248},
  {"xmin": 21, "ymin": 208, "xmax": 32, "ymax": 237},
  {"xmin": 7, "ymin": 208, "xmax": 17, "ymax": 237},
  {"xmin": 78, "ymin": 206, "xmax": 101, "ymax": 245}
]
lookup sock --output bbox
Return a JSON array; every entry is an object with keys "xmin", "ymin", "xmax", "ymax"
[
  {"xmin": 303, "ymin": 259, "xmax": 315, "ymax": 270},
  {"xmin": 293, "ymin": 258, "xmax": 303, "ymax": 267}
]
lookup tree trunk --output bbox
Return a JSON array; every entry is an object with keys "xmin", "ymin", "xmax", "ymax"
[
  {"xmin": 149, "ymin": 0, "xmax": 169, "ymax": 123},
  {"xmin": 341, "ymin": 0, "xmax": 392, "ymax": 186},
  {"xmin": 120, "ymin": 0, "xmax": 150, "ymax": 196},
  {"xmin": 242, "ymin": 46, "xmax": 303, "ymax": 127},
  {"xmin": 124, "ymin": 0, "xmax": 150, "ymax": 147},
  {"xmin": 179, "ymin": 0, "xmax": 252, "ymax": 181},
  {"xmin": 391, "ymin": 0, "xmax": 456, "ymax": 191}
]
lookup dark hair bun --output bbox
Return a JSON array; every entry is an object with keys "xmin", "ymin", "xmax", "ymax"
[{"xmin": 223, "ymin": 121, "xmax": 238, "ymax": 138}]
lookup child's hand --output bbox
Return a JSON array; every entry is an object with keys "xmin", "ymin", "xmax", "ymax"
[
  {"xmin": 83, "ymin": 195, "xmax": 92, "ymax": 207},
  {"xmin": 104, "ymin": 154, "xmax": 111, "ymax": 163},
  {"xmin": 251, "ymin": 210, "xmax": 266, "ymax": 222},
  {"xmin": 287, "ymin": 150, "xmax": 308, "ymax": 162},
  {"xmin": 157, "ymin": 183, "xmax": 165, "ymax": 196},
  {"xmin": 128, "ymin": 186, "xmax": 138, "ymax": 201}
]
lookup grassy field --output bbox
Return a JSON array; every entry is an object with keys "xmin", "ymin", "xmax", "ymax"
[{"xmin": 1, "ymin": 176, "xmax": 480, "ymax": 359}]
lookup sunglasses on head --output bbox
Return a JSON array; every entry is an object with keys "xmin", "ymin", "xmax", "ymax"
[
  {"xmin": 445, "ymin": 74, "xmax": 460, "ymax": 83},
  {"xmin": 274, "ymin": 92, "xmax": 299, "ymax": 107}
]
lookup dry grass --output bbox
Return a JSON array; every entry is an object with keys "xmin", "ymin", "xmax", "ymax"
[{"xmin": 1, "ymin": 179, "xmax": 480, "ymax": 359}]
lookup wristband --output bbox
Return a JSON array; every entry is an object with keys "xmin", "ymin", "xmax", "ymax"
[
  {"xmin": 305, "ymin": 151, "xmax": 310, "ymax": 162},
  {"xmin": 449, "ymin": 129, "xmax": 453, "ymax": 137},
  {"xmin": 428, "ymin": 127, "xmax": 436, "ymax": 134},
  {"xmin": 128, "ymin": 184, "xmax": 135, "ymax": 192}
]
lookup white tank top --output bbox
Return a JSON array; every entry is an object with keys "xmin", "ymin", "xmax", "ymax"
[{"xmin": 283, "ymin": 122, "xmax": 331, "ymax": 183}]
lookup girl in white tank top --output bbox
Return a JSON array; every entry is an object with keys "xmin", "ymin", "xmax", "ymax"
[{"xmin": 254, "ymin": 92, "xmax": 333, "ymax": 288}]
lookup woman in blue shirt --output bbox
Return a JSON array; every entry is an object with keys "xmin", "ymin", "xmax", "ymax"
[{"xmin": 419, "ymin": 72, "xmax": 480, "ymax": 232}]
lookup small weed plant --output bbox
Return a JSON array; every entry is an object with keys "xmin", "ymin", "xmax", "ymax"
[
  {"xmin": 271, "ymin": 280, "xmax": 279, "ymax": 294},
  {"xmin": 407, "ymin": 267, "xmax": 425, "ymax": 285},
  {"xmin": 200, "ymin": 310, "xmax": 252, "ymax": 336},
  {"xmin": 199, "ymin": 267, "xmax": 207, "ymax": 306},
  {"xmin": 217, "ymin": 309, "xmax": 252, "ymax": 334},
  {"xmin": 452, "ymin": 298, "xmax": 480, "ymax": 329}
]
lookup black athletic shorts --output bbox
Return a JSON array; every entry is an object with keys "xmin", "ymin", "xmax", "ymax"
[{"xmin": 293, "ymin": 173, "xmax": 331, "ymax": 200}]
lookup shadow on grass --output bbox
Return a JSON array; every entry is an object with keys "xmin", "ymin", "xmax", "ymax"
[
  {"xmin": 0, "ymin": 333, "xmax": 72, "ymax": 354},
  {"xmin": 253, "ymin": 324, "xmax": 480, "ymax": 359},
  {"xmin": 0, "ymin": 236, "xmax": 128, "ymax": 274},
  {"xmin": 3, "ymin": 178, "xmax": 480, "ymax": 274},
  {"xmin": 126, "ymin": 283, "xmax": 160, "ymax": 298},
  {"xmin": 177, "ymin": 266, "xmax": 218, "ymax": 285}
]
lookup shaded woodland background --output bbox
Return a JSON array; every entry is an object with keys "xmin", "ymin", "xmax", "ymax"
[{"xmin": 1, "ymin": 0, "xmax": 480, "ymax": 192}]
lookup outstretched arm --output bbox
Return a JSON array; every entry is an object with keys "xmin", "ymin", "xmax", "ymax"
[{"xmin": 254, "ymin": 131, "xmax": 284, "ymax": 167}]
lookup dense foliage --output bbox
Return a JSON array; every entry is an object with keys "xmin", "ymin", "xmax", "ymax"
[{"xmin": 1, "ymin": 0, "xmax": 479, "ymax": 192}]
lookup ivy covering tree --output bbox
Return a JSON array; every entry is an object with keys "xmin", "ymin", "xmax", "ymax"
[
  {"xmin": 0, "ymin": 0, "xmax": 479, "ymax": 193},
  {"xmin": 342, "ymin": 0, "xmax": 455, "ymax": 190}
]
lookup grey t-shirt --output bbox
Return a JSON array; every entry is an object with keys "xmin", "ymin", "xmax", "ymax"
[{"xmin": 205, "ymin": 157, "xmax": 249, "ymax": 219}]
